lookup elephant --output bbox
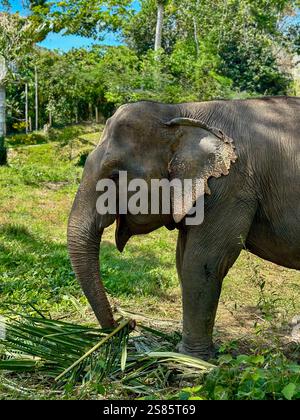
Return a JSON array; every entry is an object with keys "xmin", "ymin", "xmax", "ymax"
[{"xmin": 68, "ymin": 96, "xmax": 300, "ymax": 360}]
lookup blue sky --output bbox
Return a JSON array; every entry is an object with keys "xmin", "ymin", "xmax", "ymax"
[
  {"xmin": 2, "ymin": 0, "xmax": 141, "ymax": 51},
  {"xmin": 39, "ymin": 32, "xmax": 119, "ymax": 52}
]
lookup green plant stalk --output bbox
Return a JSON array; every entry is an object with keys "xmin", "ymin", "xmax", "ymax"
[
  {"xmin": 147, "ymin": 352, "xmax": 216, "ymax": 370},
  {"xmin": 55, "ymin": 319, "xmax": 132, "ymax": 382}
]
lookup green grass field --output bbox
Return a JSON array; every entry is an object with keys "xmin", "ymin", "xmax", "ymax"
[{"xmin": 0, "ymin": 125, "xmax": 299, "ymax": 400}]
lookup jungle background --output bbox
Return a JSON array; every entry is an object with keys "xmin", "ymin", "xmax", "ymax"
[{"xmin": 0, "ymin": 0, "xmax": 300, "ymax": 400}]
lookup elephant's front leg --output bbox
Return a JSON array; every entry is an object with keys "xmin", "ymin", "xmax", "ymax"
[
  {"xmin": 176, "ymin": 219, "xmax": 249, "ymax": 360},
  {"xmin": 177, "ymin": 252, "xmax": 222, "ymax": 360},
  {"xmin": 176, "ymin": 229, "xmax": 219, "ymax": 358}
]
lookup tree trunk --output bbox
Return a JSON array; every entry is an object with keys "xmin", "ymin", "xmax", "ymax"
[
  {"xmin": 35, "ymin": 66, "xmax": 39, "ymax": 131},
  {"xmin": 0, "ymin": 84, "xmax": 6, "ymax": 138},
  {"xmin": 193, "ymin": 0, "xmax": 200, "ymax": 57},
  {"xmin": 25, "ymin": 83, "xmax": 29, "ymax": 134},
  {"xmin": 95, "ymin": 106, "xmax": 99, "ymax": 124},
  {"xmin": 89, "ymin": 103, "xmax": 93, "ymax": 121},
  {"xmin": 193, "ymin": 17, "xmax": 200, "ymax": 57},
  {"xmin": 49, "ymin": 110, "xmax": 52, "ymax": 127},
  {"xmin": 155, "ymin": 2, "xmax": 165, "ymax": 51},
  {"xmin": 0, "ymin": 84, "xmax": 7, "ymax": 165}
]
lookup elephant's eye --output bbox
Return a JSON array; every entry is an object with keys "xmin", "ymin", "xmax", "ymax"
[{"xmin": 110, "ymin": 170, "xmax": 119, "ymax": 181}]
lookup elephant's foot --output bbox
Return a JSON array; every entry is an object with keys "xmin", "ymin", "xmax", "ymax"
[{"xmin": 176, "ymin": 341, "xmax": 216, "ymax": 361}]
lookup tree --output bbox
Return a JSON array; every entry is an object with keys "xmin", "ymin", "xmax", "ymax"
[
  {"xmin": 0, "ymin": 11, "xmax": 47, "ymax": 164},
  {"xmin": 126, "ymin": 0, "xmax": 298, "ymax": 96},
  {"xmin": 213, "ymin": 0, "xmax": 296, "ymax": 94},
  {"xmin": 124, "ymin": 0, "xmax": 178, "ymax": 55},
  {"xmin": 155, "ymin": 1, "xmax": 168, "ymax": 51},
  {"xmin": 2, "ymin": 0, "xmax": 299, "ymax": 143},
  {"xmin": 29, "ymin": 0, "xmax": 134, "ymax": 39},
  {"xmin": 0, "ymin": 55, "xmax": 7, "ymax": 164},
  {"xmin": 286, "ymin": 23, "xmax": 300, "ymax": 55},
  {"xmin": 28, "ymin": 0, "xmax": 48, "ymax": 8}
]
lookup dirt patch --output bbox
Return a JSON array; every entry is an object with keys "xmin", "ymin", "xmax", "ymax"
[{"xmin": 42, "ymin": 181, "xmax": 70, "ymax": 190}]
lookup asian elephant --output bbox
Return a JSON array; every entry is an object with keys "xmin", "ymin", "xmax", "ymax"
[{"xmin": 68, "ymin": 97, "xmax": 300, "ymax": 359}]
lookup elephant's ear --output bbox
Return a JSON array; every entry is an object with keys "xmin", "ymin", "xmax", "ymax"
[{"xmin": 165, "ymin": 118, "xmax": 237, "ymax": 224}]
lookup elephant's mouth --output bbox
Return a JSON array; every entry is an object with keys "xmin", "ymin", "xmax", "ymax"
[
  {"xmin": 115, "ymin": 214, "xmax": 132, "ymax": 252},
  {"xmin": 114, "ymin": 213, "xmax": 158, "ymax": 253},
  {"xmin": 115, "ymin": 212, "xmax": 176, "ymax": 253}
]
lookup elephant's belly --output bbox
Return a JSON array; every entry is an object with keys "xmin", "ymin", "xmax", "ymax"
[{"xmin": 246, "ymin": 218, "xmax": 300, "ymax": 270}]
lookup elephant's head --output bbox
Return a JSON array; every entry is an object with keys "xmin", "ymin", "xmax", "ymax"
[{"xmin": 67, "ymin": 102, "xmax": 236, "ymax": 328}]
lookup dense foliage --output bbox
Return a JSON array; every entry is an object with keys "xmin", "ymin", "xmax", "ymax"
[{"xmin": 0, "ymin": 0, "xmax": 299, "ymax": 132}]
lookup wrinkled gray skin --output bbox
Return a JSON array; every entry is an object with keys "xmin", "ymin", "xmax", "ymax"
[{"xmin": 68, "ymin": 97, "xmax": 300, "ymax": 359}]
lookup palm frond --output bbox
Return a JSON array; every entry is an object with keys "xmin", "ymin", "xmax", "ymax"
[{"xmin": 0, "ymin": 314, "xmax": 215, "ymax": 393}]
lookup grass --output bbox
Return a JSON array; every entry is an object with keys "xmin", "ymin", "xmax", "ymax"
[{"xmin": 0, "ymin": 124, "xmax": 299, "ymax": 400}]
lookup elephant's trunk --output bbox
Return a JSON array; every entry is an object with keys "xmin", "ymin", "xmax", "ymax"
[{"xmin": 68, "ymin": 185, "xmax": 116, "ymax": 329}]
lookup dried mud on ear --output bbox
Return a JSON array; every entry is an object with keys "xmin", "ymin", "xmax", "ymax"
[
  {"xmin": 167, "ymin": 120, "xmax": 238, "ymax": 223},
  {"xmin": 165, "ymin": 118, "xmax": 238, "ymax": 197},
  {"xmin": 204, "ymin": 133, "xmax": 237, "ymax": 195}
]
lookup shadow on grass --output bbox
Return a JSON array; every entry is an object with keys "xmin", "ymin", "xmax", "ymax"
[
  {"xmin": 0, "ymin": 224, "xmax": 175, "ymax": 304},
  {"xmin": 101, "ymin": 239, "xmax": 175, "ymax": 297}
]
